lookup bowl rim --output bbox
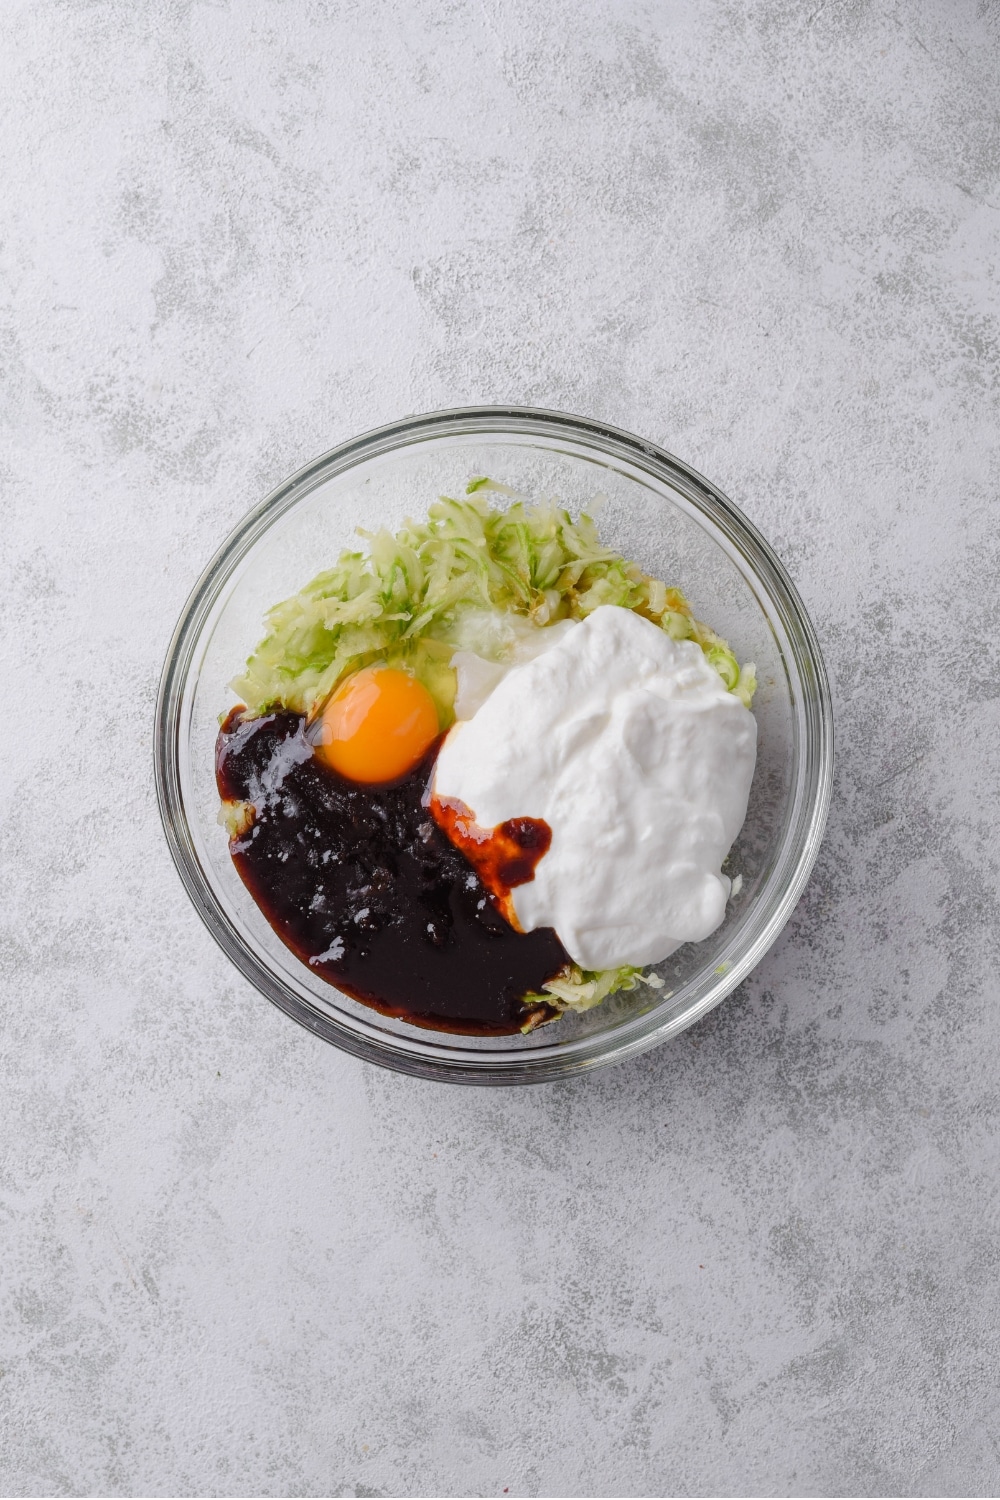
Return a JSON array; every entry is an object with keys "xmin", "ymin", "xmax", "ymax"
[{"xmin": 154, "ymin": 404, "xmax": 834, "ymax": 1085}]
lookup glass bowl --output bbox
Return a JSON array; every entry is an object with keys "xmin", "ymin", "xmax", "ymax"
[{"xmin": 155, "ymin": 406, "xmax": 833, "ymax": 1085}]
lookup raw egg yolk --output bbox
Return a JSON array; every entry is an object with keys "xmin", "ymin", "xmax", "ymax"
[{"xmin": 314, "ymin": 666, "xmax": 439, "ymax": 784}]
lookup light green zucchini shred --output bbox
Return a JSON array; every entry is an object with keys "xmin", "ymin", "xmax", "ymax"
[
  {"xmin": 527, "ymin": 964, "xmax": 651, "ymax": 1015},
  {"xmin": 231, "ymin": 479, "xmax": 756, "ymax": 720}
]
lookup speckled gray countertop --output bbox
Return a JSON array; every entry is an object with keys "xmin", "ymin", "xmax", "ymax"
[{"xmin": 3, "ymin": 2, "xmax": 999, "ymax": 1496}]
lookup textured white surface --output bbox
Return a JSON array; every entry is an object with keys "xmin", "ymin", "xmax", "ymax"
[
  {"xmin": 434, "ymin": 608, "xmax": 757, "ymax": 969},
  {"xmin": 2, "ymin": 1, "xmax": 999, "ymax": 1495}
]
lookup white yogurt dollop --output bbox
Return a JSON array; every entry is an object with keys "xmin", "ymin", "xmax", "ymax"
[{"xmin": 432, "ymin": 605, "xmax": 757, "ymax": 971}]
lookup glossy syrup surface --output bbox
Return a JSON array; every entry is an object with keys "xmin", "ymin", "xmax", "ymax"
[{"xmin": 216, "ymin": 709, "xmax": 567, "ymax": 1034}]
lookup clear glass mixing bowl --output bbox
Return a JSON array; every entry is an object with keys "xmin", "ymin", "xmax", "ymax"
[{"xmin": 155, "ymin": 407, "xmax": 833, "ymax": 1084}]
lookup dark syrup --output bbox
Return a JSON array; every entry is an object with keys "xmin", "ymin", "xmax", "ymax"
[
  {"xmin": 216, "ymin": 708, "xmax": 568, "ymax": 1035},
  {"xmin": 428, "ymin": 798, "xmax": 552, "ymax": 928}
]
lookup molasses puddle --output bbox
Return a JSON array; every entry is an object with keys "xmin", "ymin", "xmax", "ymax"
[{"xmin": 215, "ymin": 708, "xmax": 567, "ymax": 1035}]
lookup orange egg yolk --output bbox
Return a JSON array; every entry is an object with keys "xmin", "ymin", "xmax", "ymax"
[{"xmin": 314, "ymin": 666, "xmax": 440, "ymax": 784}]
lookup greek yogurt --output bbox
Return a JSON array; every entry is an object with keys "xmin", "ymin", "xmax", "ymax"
[{"xmin": 432, "ymin": 604, "xmax": 757, "ymax": 970}]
